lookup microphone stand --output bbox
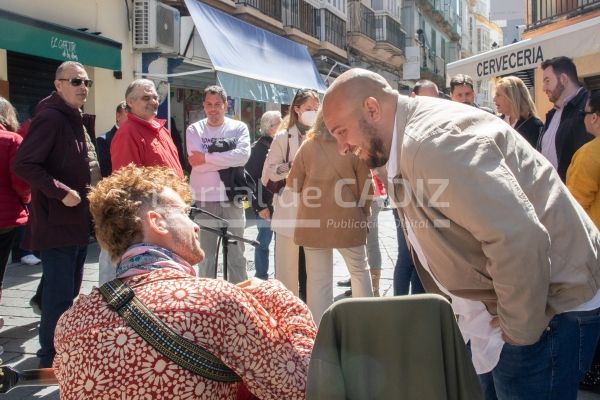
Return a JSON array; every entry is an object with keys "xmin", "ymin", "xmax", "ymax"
[{"xmin": 190, "ymin": 207, "xmax": 259, "ymax": 281}]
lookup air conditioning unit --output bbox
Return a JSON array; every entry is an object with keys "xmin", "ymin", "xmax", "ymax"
[{"xmin": 133, "ymin": 0, "xmax": 180, "ymax": 54}]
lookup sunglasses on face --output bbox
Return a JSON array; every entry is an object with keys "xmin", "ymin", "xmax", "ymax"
[{"xmin": 58, "ymin": 78, "xmax": 94, "ymax": 88}]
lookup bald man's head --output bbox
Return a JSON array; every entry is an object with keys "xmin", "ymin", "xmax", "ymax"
[
  {"xmin": 324, "ymin": 69, "xmax": 393, "ymax": 111},
  {"xmin": 322, "ymin": 69, "xmax": 397, "ymax": 168}
]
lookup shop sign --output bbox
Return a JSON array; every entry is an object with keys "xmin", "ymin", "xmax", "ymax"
[{"xmin": 477, "ymin": 46, "xmax": 544, "ymax": 78}]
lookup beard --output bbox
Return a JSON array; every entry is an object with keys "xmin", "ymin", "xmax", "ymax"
[
  {"xmin": 358, "ymin": 117, "xmax": 389, "ymax": 168},
  {"xmin": 548, "ymin": 81, "xmax": 565, "ymax": 104}
]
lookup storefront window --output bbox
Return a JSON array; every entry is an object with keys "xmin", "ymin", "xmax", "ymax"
[{"xmin": 241, "ymin": 99, "xmax": 266, "ymax": 141}]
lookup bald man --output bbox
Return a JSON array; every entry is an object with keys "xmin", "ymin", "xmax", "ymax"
[
  {"xmin": 323, "ymin": 68, "xmax": 600, "ymax": 400},
  {"xmin": 409, "ymin": 79, "xmax": 439, "ymax": 98}
]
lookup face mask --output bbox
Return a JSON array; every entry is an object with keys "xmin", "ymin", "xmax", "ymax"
[{"xmin": 299, "ymin": 110, "xmax": 317, "ymax": 127}]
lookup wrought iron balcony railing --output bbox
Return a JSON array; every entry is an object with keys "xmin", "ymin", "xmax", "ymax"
[
  {"xmin": 375, "ymin": 14, "xmax": 406, "ymax": 53},
  {"xmin": 283, "ymin": 0, "xmax": 319, "ymax": 38},
  {"xmin": 317, "ymin": 8, "xmax": 346, "ymax": 49},
  {"xmin": 528, "ymin": 0, "xmax": 600, "ymax": 27},
  {"xmin": 348, "ymin": 1, "xmax": 377, "ymax": 41},
  {"xmin": 236, "ymin": 0, "xmax": 282, "ymax": 22}
]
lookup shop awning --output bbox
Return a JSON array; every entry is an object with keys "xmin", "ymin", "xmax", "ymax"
[
  {"xmin": 447, "ymin": 16, "xmax": 600, "ymax": 82},
  {"xmin": 0, "ymin": 9, "xmax": 122, "ymax": 71},
  {"xmin": 184, "ymin": 0, "xmax": 327, "ymax": 104}
]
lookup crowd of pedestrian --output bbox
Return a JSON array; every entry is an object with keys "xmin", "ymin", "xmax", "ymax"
[{"xmin": 0, "ymin": 55, "xmax": 598, "ymax": 399}]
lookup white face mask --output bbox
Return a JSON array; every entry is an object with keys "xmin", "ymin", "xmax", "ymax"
[{"xmin": 299, "ymin": 110, "xmax": 317, "ymax": 127}]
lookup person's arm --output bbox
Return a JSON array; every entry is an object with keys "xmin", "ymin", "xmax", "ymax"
[
  {"xmin": 185, "ymin": 124, "xmax": 224, "ymax": 173},
  {"xmin": 110, "ymin": 127, "xmax": 144, "ymax": 172},
  {"xmin": 263, "ymin": 132, "xmax": 290, "ymax": 182},
  {"xmin": 566, "ymin": 146, "xmax": 600, "ymax": 212},
  {"xmin": 12, "ymin": 111, "xmax": 71, "ymax": 201},
  {"xmin": 415, "ymin": 132, "xmax": 551, "ymax": 345},
  {"xmin": 212, "ymin": 279, "xmax": 317, "ymax": 400},
  {"xmin": 286, "ymin": 142, "xmax": 307, "ymax": 193},
  {"xmin": 9, "ymin": 135, "xmax": 31, "ymax": 204},
  {"xmin": 356, "ymin": 158, "xmax": 373, "ymax": 217},
  {"xmin": 204, "ymin": 124, "xmax": 251, "ymax": 168}
]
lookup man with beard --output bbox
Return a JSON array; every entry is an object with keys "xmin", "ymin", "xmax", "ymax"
[
  {"xmin": 539, "ymin": 56, "xmax": 592, "ymax": 182},
  {"xmin": 322, "ymin": 68, "xmax": 600, "ymax": 400}
]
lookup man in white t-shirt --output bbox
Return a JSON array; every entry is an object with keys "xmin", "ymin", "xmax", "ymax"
[{"xmin": 186, "ymin": 85, "xmax": 250, "ymax": 283}]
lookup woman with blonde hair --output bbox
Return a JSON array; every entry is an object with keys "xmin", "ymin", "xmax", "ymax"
[
  {"xmin": 494, "ymin": 76, "xmax": 544, "ymax": 147},
  {"xmin": 287, "ymin": 110, "xmax": 373, "ymax": 325},
  {"xmin": 262, "ymin": 89, "xmax": 319, "ymax": 299}
]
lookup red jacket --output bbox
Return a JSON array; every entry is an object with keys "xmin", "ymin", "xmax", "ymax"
[
  {"xmin": 110, "ymin": 114, "xmax": 184, "ymax": 179},
  {"xmin": 1, "ymin": 126, "xmax": 30, "ymax": 228}
]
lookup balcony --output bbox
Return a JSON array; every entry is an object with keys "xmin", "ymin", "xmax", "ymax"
[
  {"xmin": 527, "ymin": 0, "xmax": 600, "ymax": 28},
  {"xmin": 420, "ymin": 50, "xmax": 446, "ymax": 86},
  {"xmin": 347, "ymin": 1, "xmax": 377, "ymax": 54},
  {"xmin": 283, "ymin": 0, "xmax": 319, "ymax": 39},
  {"xmin": 317, "ymin": 8, "xmax": 347, "ymax": 53},
  {"xmin": 235, "ymin": 0, "xmax": 282, "ymax": 21},
  {"xmin": 374, "ymin": 13, "xmax": 406, "ymax": 55},
  {"xmin": 416, "ymin": 0, "xmax": 461, "ymax": 41}
]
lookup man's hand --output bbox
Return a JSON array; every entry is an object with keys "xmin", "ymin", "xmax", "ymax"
[
  {"xmin": 490, "ymin": 317, "xmax": 520, "ymax": 345},
  {"xmin": 237, "ymin": 277, "xmax": 266, "ymax": 291},
  {"xmin": 258, "ymin": 208, "xmax": 271, "ymax": 221},
  {"xmin": 188, "ymin": 151, "xmax": 206, "ymax": 167},
  {"xmin": 62, "ymin": 190, "xmax": 81, "ymax": 207}
]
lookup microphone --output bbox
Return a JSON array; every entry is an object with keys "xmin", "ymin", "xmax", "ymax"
[{"xmin": 189, "ymin": 206, "xmax": 229, "ymax": 227}]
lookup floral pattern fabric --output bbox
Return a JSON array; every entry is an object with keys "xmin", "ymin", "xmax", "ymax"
[{"xmin": 54, "ymin": 269, "xmax": 317, "ymax": 399}]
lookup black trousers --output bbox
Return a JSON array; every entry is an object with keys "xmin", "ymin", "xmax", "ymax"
[{"xmin": 0, "ymin": 228, "xmax": 17, "ymax": 289}]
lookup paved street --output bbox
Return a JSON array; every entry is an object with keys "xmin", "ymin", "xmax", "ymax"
[{"xmin": 0, "ymin": 209, "xmax": 598, "ymax": 399}]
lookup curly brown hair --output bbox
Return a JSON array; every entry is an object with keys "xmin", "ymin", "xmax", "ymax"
[{"xmin": 88, "ymin": 164, "xmax": 191, "ymax": 260}]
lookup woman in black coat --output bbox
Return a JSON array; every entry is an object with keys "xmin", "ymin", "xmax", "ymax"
[{"xmin": 494, "ymin": 76, "xmax": 544, "ymax": 147}]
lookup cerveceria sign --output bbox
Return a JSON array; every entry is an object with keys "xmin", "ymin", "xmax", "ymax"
[{"xmin": 477, "ymin": 46, "xmax": 544, "ymax": 78}]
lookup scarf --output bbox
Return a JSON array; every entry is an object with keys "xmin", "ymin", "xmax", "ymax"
[{"xmin": 116, "ymin": 243, "xmax": 196, "ymax": 279}]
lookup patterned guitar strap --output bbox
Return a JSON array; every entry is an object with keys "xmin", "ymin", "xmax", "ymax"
[{"xmin": 99, "ymin": 278, "xmax": 241, "ymax": 383}]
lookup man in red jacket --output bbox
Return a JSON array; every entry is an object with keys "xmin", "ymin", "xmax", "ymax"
[
  {"xmin": 103, "ymin": 79, "xmax": 184, "ymax": 285},
  {"xmin": 110, "ymin": 79, "xmax": 183, "ymax": 179}
]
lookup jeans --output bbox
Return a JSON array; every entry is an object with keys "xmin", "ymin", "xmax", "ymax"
[
  {"xmin": 479, "ymin": 308, "xmax": 600, "ymax": 400},
  {"xmin": 254, "ymin": 215, "xmax": 273, "ymax": 280},
  {"xmin": 37, "ymin": 245, "xmax": 87, "ymax": 367},
  {"xmin": 392, "ymin": 209, "xmax": 424, "ymax": 295}
]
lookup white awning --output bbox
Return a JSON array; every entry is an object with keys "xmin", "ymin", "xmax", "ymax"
[
  {"xmin": 447, "ymin": 16, "xmax": 600, "ymax": 83},
  {"xmin": 183, "ymin": 0, "xmax": 327, "ymax": 104}
]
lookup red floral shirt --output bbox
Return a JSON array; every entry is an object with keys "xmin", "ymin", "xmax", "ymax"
[{"xmin": 54, "ymin": 269, "xmax": 317, "ymax": 399}]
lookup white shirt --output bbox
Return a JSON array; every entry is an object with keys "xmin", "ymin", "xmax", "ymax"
[
  {"xmin": 387, "ymin": 117, "xmax": 503, "ymax": 374},
  {"xmin": 186, "ymin": 117, "xmax": 250, "ymax": 202}
]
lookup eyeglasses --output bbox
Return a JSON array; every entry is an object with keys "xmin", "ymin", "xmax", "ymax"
[
  {"xmin": 580, "ymin": 109, "xmax": 596, "ymax": 117},
  {"xmin": 58, "ymin": 78, "xmax": 94, "ymax": 88}
]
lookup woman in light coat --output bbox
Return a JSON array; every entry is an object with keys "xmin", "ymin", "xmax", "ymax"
[
  {"xmin": 287, "ymin": 110, "xmax": 373, "ymax": 325},
  {"xmin": 262, "ymin": 89, "xmax": 319, "ymax": 298}
]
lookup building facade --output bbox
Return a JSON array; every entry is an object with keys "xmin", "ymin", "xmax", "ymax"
[{"xmin": 0, "ymin": 0, "xmax": 134, "ymax": 135}]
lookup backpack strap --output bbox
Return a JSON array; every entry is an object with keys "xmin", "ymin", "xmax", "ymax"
[{"xmin": 99, "ymin": 278, "xmax": 241, "ymax": 383}]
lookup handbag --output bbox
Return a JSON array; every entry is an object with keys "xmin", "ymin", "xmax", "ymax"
[{"xmin": 265, "ymin": 132, "xmax": 290, "ymax": 195}]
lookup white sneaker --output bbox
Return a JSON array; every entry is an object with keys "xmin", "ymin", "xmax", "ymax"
[{"xmin": 21, "ymin": 254, "xmax": 41, "ymax": 265}]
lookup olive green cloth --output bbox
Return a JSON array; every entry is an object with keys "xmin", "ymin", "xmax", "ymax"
[{"xmin": 307, "ymin": 294, "xmax": 483, "ymax": 400}]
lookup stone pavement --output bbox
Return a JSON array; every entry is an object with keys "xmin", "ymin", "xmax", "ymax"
[{"xmin": 0, "ymin": 208, "xmax": 598, "ymax": 399}]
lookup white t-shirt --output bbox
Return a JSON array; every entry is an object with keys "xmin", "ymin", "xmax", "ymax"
[{"xmin": 186, "ymin": 117, "xmax": 250, "ymax": 202}]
